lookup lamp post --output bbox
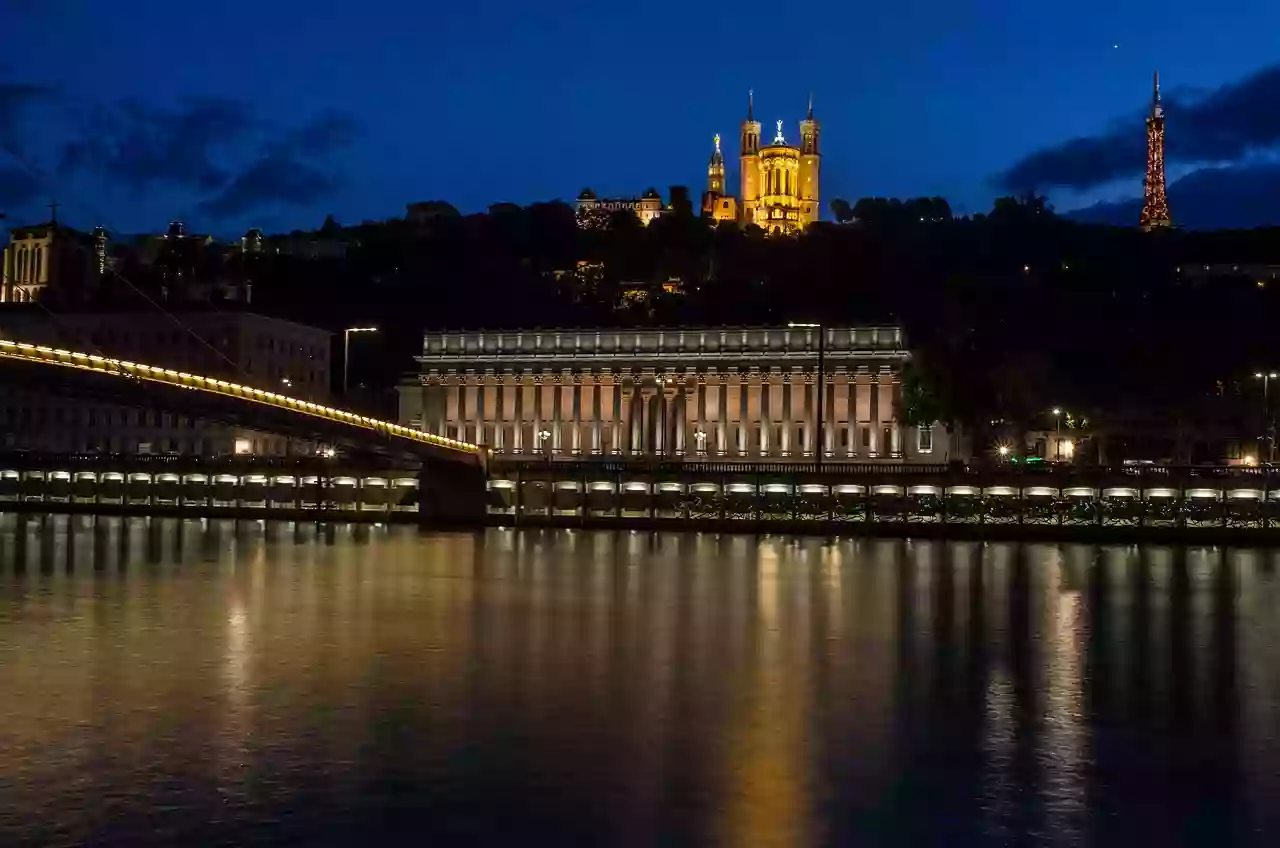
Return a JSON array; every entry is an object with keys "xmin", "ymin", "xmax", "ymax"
[
  {"xmin": 694, "ymin": 430, "xmax": 707, "ymax": 456},
  {"xmin": 1254, "ymin": 372, "xmax": 1277, "ymax": 463},
  {"xmin": 1052, "ymin": 407, "xmax": 1062, "ymax": 461},
  {"xmin": 789, "ymin": 322, "xmax": 824, "ymax": 469},
  {"xmin": 342, "ymin": 326, "xmax": 378, "ymax": 397},
  {"xmin": 536, "ymin": 428, "xmax": 552, "ymax": 461}
]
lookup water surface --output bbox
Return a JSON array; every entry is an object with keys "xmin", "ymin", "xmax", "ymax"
[{"xmin": 1, "ymin": 514, "xmax": 1279, "ymax": 846}]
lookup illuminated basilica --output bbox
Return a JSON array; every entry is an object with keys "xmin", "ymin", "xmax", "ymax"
[
  {"xmin": 578, "ymin": 92, "xmax": 821, "ymax": 234},
  {"xmin": 703, "ymin": 92, "xmax": 821, "ymax": 234}
]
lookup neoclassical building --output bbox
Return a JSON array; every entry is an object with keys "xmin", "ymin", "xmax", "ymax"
[{"xmin": 398, "ymin": 326, "xmax": 955, "ymax": 463}]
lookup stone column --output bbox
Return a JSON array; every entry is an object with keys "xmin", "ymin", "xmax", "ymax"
[
  {"xmin": 513, "ymin": 375, "xmax": 525, "ymax": 452},
  {"xmin": 801, "ymin": 374, "xmax": 813, "ymax": 456},
  {"xmin": 591, "ymin": 378, "xmax": 602, "ymax": 454},
  {"xmin": 695, "ymin": 377, "xmax": 707, "ymax": 456},
  {"xmin": 824, "ymin": 372, "xmax": 835, "ymax": 458},
  {"xmin": 717, "ymin": 377, "xmax": 728, "ymax": 456},
  {"xmin": 492, "ymin": 376, "xmax": 504, "ymax": 450},
  {"xmin": 532, "ymin": 375, "xmax": 545, "ymax": 455},
  {"xmin": 572, "ymin": 376, "xmax": 583, "ymax": 456},
  {"xmin": 760, "ymin": 373, "xmax": 772, "ymax": 458},
  {"xmin": 638, "ymin": 386, "xmax": 655, "ymax": 455},
  {"xmin": 613, "ymin": 376, "xmax": 624, "ymax": 455},
  {"xmin": 551, "ymin": 378, "xmax": 563, "ymax": 455},
  {"xmin": 434, "ymin": 378, "xmax": 446, "ymax": 437},
  {"xmin": 675, "ymin": 386, "xmax": 687, "ymax": 456},
  {"xmin": 868, "ymin": 371, "xmax": 880, "ymax": 456},
  {"xmin": 781, "ymin": 375, "xmax": 793, "ymax": 457},
  {"xmin": 476, "ymin": 376, "xmax": 488, "ymax": 446}
]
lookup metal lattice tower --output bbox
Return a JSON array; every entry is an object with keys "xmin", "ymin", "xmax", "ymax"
[{"xmin": 1140, "ymin": 71, "xmax": 1173, "ymax": 231}]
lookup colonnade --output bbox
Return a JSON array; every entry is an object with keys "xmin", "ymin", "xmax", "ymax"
[{"xmin": 412, "ymin": 368, "xmax": 911, "ymax": 460}]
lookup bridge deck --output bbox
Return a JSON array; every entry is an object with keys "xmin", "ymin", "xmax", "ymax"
[{"xmin": 0, "ymin": 338, "xmax": 480, "ymax": 462}]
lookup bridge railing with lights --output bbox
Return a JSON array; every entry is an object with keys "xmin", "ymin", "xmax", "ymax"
[{"xmin": 0, "ymin": 338, "xmax": 481, "ymax": 458}]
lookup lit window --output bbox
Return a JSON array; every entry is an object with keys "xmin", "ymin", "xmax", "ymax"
[
  {"xmin": 917, "ymin": 427, "xmax": 934, "ymax": 453},
  {"xmin": 234, "ymin": 438, "xmax": 253, "ymax": 455}
]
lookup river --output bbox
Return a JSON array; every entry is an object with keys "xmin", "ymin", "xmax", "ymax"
[{"xmin": 1, "ymin": 513, "xmax": 1278, "ymax": 846}]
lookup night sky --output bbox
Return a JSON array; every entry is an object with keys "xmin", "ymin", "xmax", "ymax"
[{"xmin": 2, "ymin": 0, "xmax": 1280, "ymax": 235}]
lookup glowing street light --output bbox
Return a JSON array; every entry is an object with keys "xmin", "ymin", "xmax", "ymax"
[
  {"xmin": 1052, "ymin": 407, "xmax": 1063, "ymax": 460},
  {"xmin": 343, "ymin": 326, "xmax": 378, "ymax": 397}
]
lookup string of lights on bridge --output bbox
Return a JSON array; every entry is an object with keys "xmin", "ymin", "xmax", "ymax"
[{"xmin": 0, "ymin": 339, "xmax": 480, "ymax": 457}]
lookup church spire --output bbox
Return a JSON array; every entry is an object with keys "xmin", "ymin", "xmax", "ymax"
[
  {"xmin": 747, "ymin": 89, "xmax": 754, "ymax": 121},
  {"xmin": 707, "ymin": 134, "xmax": 726, "ymax": 196}
]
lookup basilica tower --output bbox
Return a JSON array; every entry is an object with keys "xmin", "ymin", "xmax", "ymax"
[
  {"xmin": 740, "ymin": 91, "xmax": 761, "ymax": 224},
  {"xmin": 798, "ymin": 94, "xmax": 821, "ymax": 227}
]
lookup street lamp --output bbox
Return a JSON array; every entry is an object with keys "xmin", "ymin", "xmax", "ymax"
[
  {"xmin": 694, "ymin": 429, "xmax": 707, "ymax": 456},
  {"xmin": 342, "ymin": 326, "xmax": 378, "ymax": 397},
  {"xmin": 788, "ymin": 322, "xmax": 824, "ymax": 469},
  {"xmin": 536, "ymin": 428, "xmax": 552, "ymax": 461},
  {"xmin": 1052, "ymin": 407, "xmax": 1062, "ymax": 461},
  {"xmin": 1254, "ymin": 371, "xmax": 1278, "ymax": 463}
]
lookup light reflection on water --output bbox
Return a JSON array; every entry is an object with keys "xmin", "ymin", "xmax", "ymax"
[{"xmin": 0, "ymin": 515, "xmax": 1279, "ymax": 846}]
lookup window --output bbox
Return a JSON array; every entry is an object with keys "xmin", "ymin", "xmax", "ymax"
[
  {"xmin": 840, "ymin": 428, "xmax": 849, "ymax": 449},
  {"xmin": 861, "ymin": 427, "xmax": 871, "ymax": 448},
  {"xmin": 918, "ymin": 427, "xmax": 934, "ymax": 453}
]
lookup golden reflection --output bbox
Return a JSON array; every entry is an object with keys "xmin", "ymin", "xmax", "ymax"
[
  {"xmin": 1042, "ymin": 546, "xmax": 1086, "ymax": 838},
  {"xmin": 3, "ymin": 523, "xmax": 1279, "ymax": 843},
  {"xmin": 715, "ymin": 539, "xmax": 813, "ymax": 847}
]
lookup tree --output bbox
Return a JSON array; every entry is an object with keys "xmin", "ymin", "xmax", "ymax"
[{"xmin": 830, "ymin": 198, "xmax": 854, "ymax": 223}]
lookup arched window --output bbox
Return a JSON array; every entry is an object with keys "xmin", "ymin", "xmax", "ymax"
[{"xmin": 33, "ymin": 247, "xmax": 42, "ymax": 284}]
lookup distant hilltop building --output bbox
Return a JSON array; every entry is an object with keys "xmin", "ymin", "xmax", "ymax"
[
  {"xmin": 1, "ymin": 204, "xmax": 104, "ymax": 305},
  {"xmin": 575, "ymin": 188, "xmax": 665, "ymax": 228},
  {"xmin": 576, "ymin": 91, "xmax": 821, "ymax": 235}
]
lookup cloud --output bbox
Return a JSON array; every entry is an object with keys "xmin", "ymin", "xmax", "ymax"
[
  {"xmin": 999, "ymin": 64, "xmax": 1280, "ymax": 193},
  {"xmin": 0, "ymin": 164, "xmax": 42, "ymax": 206},
  {"xmin": 0, "ymin": 81, "xmax": 55, "ymax": 155},
  {"xmin": 199, "ymin": 155, "xmax": 338, "ymax": 219},
  {"xmin": 52, "ymin": 94, "xmax": 359, "ymax": 220},
  {"xmin": 0, "ymin": 82, "xmax": 56, "ymax": 204},
  {"xmin": 272, "ymin": 109, "xmax": 360, "ymax": 158},
  {"xmin": 60, "ymin": 98, "xmax": 256, "ymax": 191},
  {"xmin": 199, "ymin": 110, "xmax": 359, "ymax": 220}
]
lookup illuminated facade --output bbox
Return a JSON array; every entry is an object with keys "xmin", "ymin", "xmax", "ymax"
[
  {"xmin": 1, "ymin": 221, "xmax": 100, "ymax": 304},
  {"xmin": 576, "ymin": 93, "xmax": 821, "ymax": 233},
  {"xmin": 575, "ymin": 188, "xmax": 664, "ymax": 228},
  {"xmin": 399, "ymin": 326, "xmax": 959, "ymax": 463},
  {"xmin": 1140, "ymin": 71, "xmax": 1173, "ymax": 231},
  {"xmin": 701, "ymin": 134, "xmax": 739, "ymax": 223},
  {"xmin": 737, "ymin": 92, "xmax": 821, "ymax": 234}
]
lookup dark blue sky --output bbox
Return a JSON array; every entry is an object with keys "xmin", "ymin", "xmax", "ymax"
[{"xmin": 3, "ymin": 0, "xmax": 1279, "ymax": 234}]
